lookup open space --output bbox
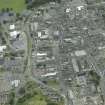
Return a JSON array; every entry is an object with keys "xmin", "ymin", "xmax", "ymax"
[{"xmin": 0, "ymin": 0, "xmax": 26, "ymax": 13}]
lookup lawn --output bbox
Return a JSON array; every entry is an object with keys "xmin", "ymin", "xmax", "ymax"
[
  {"xmin": 22, "ymin": 95, "xmax": 47, "ymax": 105},
  {"xmin": 0, "ymin": 0, "xmax": 26, "ymax": 13},
  {"xmin": 47, "ymin": 80, "xmax": 60, "ymax": 90}
]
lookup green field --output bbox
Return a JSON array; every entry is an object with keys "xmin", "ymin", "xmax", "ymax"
[
  {"xmin": 15, "ymin": 81, "xmax": 64, "ymax": 105},
  {"xmin": 47, "ymin": 80, "xmax": 60, "ymax": 90},
  {"xmin": 19, "ymin": 95, "xmax": 47, "ymax": 105},
  {"xmin": 0, "ymin": 0, "xmax": 26, "ymax": 13}
]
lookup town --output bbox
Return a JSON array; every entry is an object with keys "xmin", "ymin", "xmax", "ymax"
[{"xmin": 0, "ymin": 0, "xmax": 105, "ymax": 105}]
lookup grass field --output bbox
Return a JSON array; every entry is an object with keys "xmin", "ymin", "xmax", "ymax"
[
  {"xmin": 21, "ymin": 95, "xmax": 47, "ymax": 105},
  {"xmin": 47, "ymin": 80, "xmax": 60, "ymax": 90},
  {"xmin": 0, "ymin": 0, "xmax": 26, "ymax": 13}
]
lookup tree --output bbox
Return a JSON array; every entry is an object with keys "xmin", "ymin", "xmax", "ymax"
[
  {"xmin": 8, "ymin": 92, "xmax": 15, "ymax": 105},
  {"xmin": 6, "ymin": 8, "xmax": 9, "ymax": 12},
  {"xmin": 47, "ymin": 102, "xmax": 58, "ymax": 105},
  {"xmin": 25, "ymin": 0, "xmax": 29, "ymax": 4},
  {"xmin": 1, "ymin": 8, "xmax": 5, "ymax": 13},
  {"xmin": 16, "ymin": 13, "xmax": 20, "ymax": 18},
  {"xmin": 18, "ymin": 87, "xmax": 25, "ymax": 95},
  {"xmin": 3, "ymin": 20, "xmax": 7, "ymax": 24},
  {"xmin": 10, "ymin": 8, "xmax": 13, "ymax": 11},
  {"xmin": 89, "ymin": 70, "xmax": 101, "ymax": 86}
]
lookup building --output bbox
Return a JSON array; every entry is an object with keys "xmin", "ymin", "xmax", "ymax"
[
  {"xmin": 0, "ymin": 46, "xmax": 6, "ymax": 53},
  {"xmin": 0, "ymin": 79, "xmax": 12, "ymax": 105}
]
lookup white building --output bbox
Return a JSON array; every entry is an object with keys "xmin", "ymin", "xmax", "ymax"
[
  {"xmin": 0, "ymin": 45, "xmax": 6, "ymax": 53},
  {"xmin": 9, "ymin": 24, "xmax": 15, "ymax": 30},
  {"xmin": 66, "ymin": 8, "xmax": 71, "ymax": 13},
  {"xmin": 38, "ymin": 32, "xmax": 42, "ymax": 37},
  {"xmin": 41, "ymin": 72, "xmax": 57, "ymax": 77},
  {"xmin": 10, "ymin": 31, "xmax": 20, "ymax": 39},
  {"xmin": 77, "ymin": 6, "xmax": 84, "ymax": 11},
  {"xmin": 72, "ymin": 58, "xmax": 79, "ymax": 72},
  {"xmin": 11, "ymin": 80, "xmax": 20, "ymax": 87},
  {"xmin": 75, "ymin": 50, "xmax": 87, "ymax": 56},
  {"xmin": 37, "ymin": 53, "xmax": 47, "ymax": 56},
  {"xmin": 69, "ymin": 90, "xmax": 74, "ymax": 99}
]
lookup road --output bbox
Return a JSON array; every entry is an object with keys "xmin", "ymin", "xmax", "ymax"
[{"xmin": 22, "ymin": 23, "xmax": 64, "ymax": 97}]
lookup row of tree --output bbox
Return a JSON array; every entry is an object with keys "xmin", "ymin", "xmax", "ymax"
[
  {"xmin": 25, "ymin": 0, "xmax": 61, "ymax": 9},
  {"xmin": 0, "ymin": 8, "xmax": 13, "ymax": 13}
]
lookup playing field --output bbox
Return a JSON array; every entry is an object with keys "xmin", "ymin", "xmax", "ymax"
[{"xmin": 0, "ymin": 0, "xmax": 26, "ymax": 13}]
